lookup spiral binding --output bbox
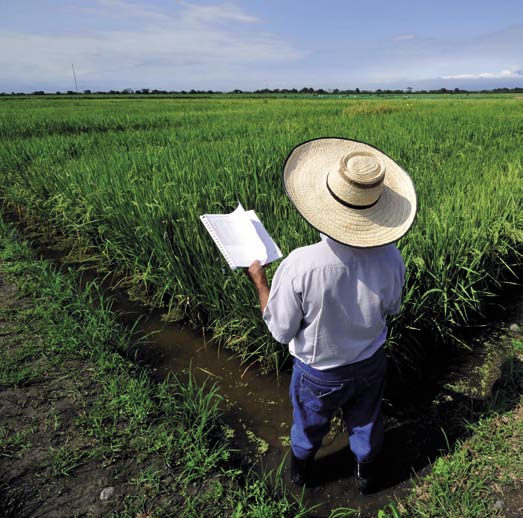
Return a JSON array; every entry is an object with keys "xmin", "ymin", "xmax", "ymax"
[{"xmin": 199, "ymin": 215, "xmax": 236, "ymax": 269}]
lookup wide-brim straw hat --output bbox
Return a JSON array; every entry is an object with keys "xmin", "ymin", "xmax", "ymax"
[{"xmin": 283, "ymin": 137, "xmax": 417, "ymax": 248}]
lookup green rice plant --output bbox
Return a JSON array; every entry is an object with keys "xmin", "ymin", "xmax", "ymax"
[{"xmin": 0, "ymin": 95, "xmax": 521, "ymax": 370}]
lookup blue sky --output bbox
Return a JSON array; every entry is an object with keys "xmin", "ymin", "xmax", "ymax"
[{"xmin": 2, "ymin": 0, "xmax": 523, "ymax": 92}]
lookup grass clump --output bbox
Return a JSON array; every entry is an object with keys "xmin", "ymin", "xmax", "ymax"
[
  {"xmin": 401, "ymin": 410, "xmax": 522, "ymax": 517},
  {"xmin": 378, "ymin": 338, "xmax": 523, "ymax": 518}
]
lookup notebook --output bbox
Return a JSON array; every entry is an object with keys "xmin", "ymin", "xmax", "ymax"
[{"xmin": 200, "ymin": 203, "xmax": 283, "ymax": 270}]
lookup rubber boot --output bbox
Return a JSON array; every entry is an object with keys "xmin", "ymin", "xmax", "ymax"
[
  {"xmin": 355, "ymin": 458, "xmax": 380, "ymax": 495},
  {"xmin": 290, "ymin": 451, "xmax": 312, "ymax": 486}
]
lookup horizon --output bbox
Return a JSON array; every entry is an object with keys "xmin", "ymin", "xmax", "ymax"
[
  {"xmin": 2, "ymin": 0, "xmax": 523, "ymax": 93},
  {"xmin": 3, "ymin": 86, "xmax": 523, "ymax": 95}
]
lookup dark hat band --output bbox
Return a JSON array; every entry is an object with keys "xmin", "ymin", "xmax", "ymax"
[{"xmin": 326, "ymin": 175, "xmax": 381, "ymax": 210}]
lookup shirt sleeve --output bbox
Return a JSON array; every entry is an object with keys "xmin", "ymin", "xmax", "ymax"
[
  {"xmin": 262, "ymin": 260, "xmax": 303, "ymax": 344},
  {"xmin": 385, "ymin": 249, "xmax": 406, "ymax": 316}
]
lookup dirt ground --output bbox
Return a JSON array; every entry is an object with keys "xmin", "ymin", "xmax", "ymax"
[{"xmin": 0, "ymin": 272, "xmax": 145, "ymax": 517}]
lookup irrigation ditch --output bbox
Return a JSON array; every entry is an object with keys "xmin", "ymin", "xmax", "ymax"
[{"xmin": 3, "ymin": 206, "xmax": 523, "ymax": 517}]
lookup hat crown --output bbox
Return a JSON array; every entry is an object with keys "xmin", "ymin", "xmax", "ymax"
[
  {"xmin": 327, "ymin": 151, "xmax": 385, "ymax": 208},
  {"xmin": 343, "ymin": 153, "xmax": 384, "ymax": 185}
]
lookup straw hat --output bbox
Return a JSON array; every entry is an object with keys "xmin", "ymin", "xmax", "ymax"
[{"xmin": 283, "ymin": 137, "xmax": 417, "ymax": 247}]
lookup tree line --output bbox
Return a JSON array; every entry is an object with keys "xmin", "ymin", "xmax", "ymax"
[{"xmin": 2, "ymin": 86, "xmax": 523, "ymax": 96}]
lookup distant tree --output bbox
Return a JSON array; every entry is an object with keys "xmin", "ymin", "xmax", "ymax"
[
  {"xmin": 83, "ymin": 89, "xmax": 92, "ymax": 94},
  {"xmin": 32, "ymin": 91, "xmax": 45, "ymax": 95}
]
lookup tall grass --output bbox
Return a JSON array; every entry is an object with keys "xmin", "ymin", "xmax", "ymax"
[{"xmin": 0, "ymin": 95, "xmax": 522, "ymax": 370}]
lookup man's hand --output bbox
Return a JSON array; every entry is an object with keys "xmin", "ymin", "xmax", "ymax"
[
  {"xmin": 245, "ymin": 260, "xmax": 270, "ymax": 314},
  {"xmin": 246, "ymin": 260, "xmax": 266, "ymax": 284}
]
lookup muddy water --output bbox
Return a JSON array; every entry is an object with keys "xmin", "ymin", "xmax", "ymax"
[
  {"xmin": 139, "ymin": 314, "xmax": 295, "ymax": 445},
  {"xmin": 133, "ymin": 313, "xmax": 404, "ymax": 516},
  {"xmin": 130, "ymin": 293, "xmax": 523, "ymax": 517}
]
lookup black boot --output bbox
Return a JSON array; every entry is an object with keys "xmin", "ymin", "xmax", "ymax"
[
  {"xmin": 355, "ymin": 458, "xmax": 380, "ymax": 495},
  {"xmin": 290, "ymin": 451, "xmax": 312, "ymax": 486}
]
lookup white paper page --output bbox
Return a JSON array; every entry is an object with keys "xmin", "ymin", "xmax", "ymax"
[
  {"xmin": 207, "ymin": 220, "xmax": 256, "ymax": 267},
  {"xmin": 245, "ymin": 210, "xmax": 283, "ymax": 264},
  {"xmin": 201, "ymin": 204, "xmax": 259, "ymax": 268},
  {"xmin": 201, "ymin": 203, "xmax": 282, "ymax": 269}
]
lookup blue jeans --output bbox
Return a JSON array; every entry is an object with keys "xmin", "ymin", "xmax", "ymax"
[{"xmin": 290, "ymin": 347, "xmax": 387, "ymax": 463}]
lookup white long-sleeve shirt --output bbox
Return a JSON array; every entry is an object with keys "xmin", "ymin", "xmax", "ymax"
[{"xmin": 262, "ymin": 236, "xmax": 405, "ymax": 370}]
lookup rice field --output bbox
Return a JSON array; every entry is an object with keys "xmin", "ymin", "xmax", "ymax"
[{"xmin": 0, "ymin": 95, "xmax": 522, "ymax": 370}]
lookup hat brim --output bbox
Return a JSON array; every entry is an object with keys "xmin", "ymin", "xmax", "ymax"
[{"xmin": 283, "ymin": 137, "xmax": 417, "ymax": 248}]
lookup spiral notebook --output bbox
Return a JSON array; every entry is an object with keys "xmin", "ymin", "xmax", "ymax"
[{"xmin": 200, "ymin": 203, "xmax": 283, "ymax": 270}]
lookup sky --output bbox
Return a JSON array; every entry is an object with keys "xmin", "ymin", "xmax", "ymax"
[{"xmin": 2, "ymin": 0, "xmax": 523, "ymax": 92}]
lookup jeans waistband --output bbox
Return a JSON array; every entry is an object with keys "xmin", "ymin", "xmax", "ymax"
[{"xmin": 293, "ymin": 347, "xmax": 386, "ymax": 384}]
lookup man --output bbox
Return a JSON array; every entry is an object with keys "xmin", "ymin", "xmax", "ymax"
[{"xmin": 246, "ymin": 137, "xmax": 417, "ymax": 493}]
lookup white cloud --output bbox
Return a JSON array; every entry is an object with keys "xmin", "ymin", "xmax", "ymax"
[
  {"xmin": 354, "ymin": 25, "xmax": 523, "ymax": 87},
  {"xmin": 442, "ymin": 67, "xmax": 523, "ymax": 80},
  {"xmin": 176, "ymin": 1, "xmax": 262, "ymax": 25},
  {"xmin": 0, "ymin": 1, "xmax": 305, "ymax": 90},
  {"xmin": 392, "ymin": 33, "xmax": 415, "ymax": 42},
  {"xmin": 67, "ymin": 0, "xmax": 262, "ymax": 25},
  {"xmin": 67, "ymin": 0, "xmax": 172, "ymax": 22}
]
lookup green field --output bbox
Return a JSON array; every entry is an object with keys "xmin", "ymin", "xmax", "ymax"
[{"xmin": 1, "ymin": 95, "xmax": 522, "ymax": 369}]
